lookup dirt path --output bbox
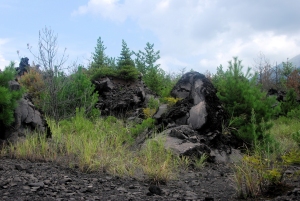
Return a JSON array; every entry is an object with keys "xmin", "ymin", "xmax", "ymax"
[{"xmin": 0, "ymin": 157, "xmax": 299, "ymax": 201}]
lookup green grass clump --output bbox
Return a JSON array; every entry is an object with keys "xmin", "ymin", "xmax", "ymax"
[
  {"xmin": 138, "ymin": 136, "xmax": 181, "ymax": 184},
  {"xmin": 232, "ymin": 115, "xmax": 300, "ymax": 198}
]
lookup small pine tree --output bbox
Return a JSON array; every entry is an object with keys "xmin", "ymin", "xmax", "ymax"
[
  {"xmin": 212, "ymin": 57, "xmax": 280, "ymax": 145},
  {"xmin": 117, "ymin": 40, "xmax": 135, "ymax": 69},
  {"xmin": 115, "ymin": 40, "xmax": 139, "ymax": 80},
  {"xmin": 91, "ymin": 37, "xmax": 108, "ymax": 69}
]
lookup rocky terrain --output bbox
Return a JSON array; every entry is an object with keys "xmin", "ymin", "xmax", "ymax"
[
  {"xmin": 1, "ymin": 157, "xmax": 300, "ymax": 201},
  {"xmin": 1, "ymin": 69, "xmax": 300, "ymax": 200}
]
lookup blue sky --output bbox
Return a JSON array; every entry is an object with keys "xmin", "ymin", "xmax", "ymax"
[{"xmin": 1, "ymin": 0, "xmax": 300, "ymax": 73}]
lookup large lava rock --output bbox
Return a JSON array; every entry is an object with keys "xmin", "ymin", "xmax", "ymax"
[
  {"xmin": 0, "ymin": 81, "xmax": 51, "ymax": 146},
  {"xmin": 158, "ymin": 72, "xmax": 227, "ymax": 132},
  {"xmin": 151, "ymin": 72, "xmax": 241, "ymax": 162},
  {"xmin": 93, "ymin": 76, "xmax": 154, "ymax": 117}
]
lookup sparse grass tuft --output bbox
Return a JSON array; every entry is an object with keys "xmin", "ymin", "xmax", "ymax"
[{"xmin": 138, "ymin": 136, "xmax": 181, "ymax": 184}]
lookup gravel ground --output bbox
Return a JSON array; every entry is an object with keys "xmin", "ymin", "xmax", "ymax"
[{"xmin": 0, "ymin": 157, "xmax": 299, "ymax": 201}]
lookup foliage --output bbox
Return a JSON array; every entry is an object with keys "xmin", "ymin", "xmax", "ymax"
[
  {"xmin": 292, "ymin": 130, "xmax": 300, "ymax": 147},
  {"xmin": 117, "ymin": 40, "xmax": 135, "ymax": 69},
  {"xmin": 286, "ymin": 69, "xmax": 300, "ymax": 97},
  {"xmin": 193, "ymin": 154, "xmax": 208, "ymax": 170},
  {"xmin": 143, "ymin": 108, "xmax": 157, "ymax": 118},
  {"xmin": 90, "ymin": 37, "xmax": 109, "ymax": 69},
  {"xmin": 19, "ymin": 67, "xmax": 45, "ymax": 107},
  {"xmin": 162, "ymin": 97, "xmax": 181, "ymax": 106},
  {"xmin": 147, "ymin": 96, "xmax": 160, "ymax": 109},
  {"xmin": 281, "ymin": 88, "xmax": 299, "ymax": 116},
  {"xmin": 130, "ymin": 118, "xmax": 155, "ymax": 137},
  {"xmin": 0, "ymin": 62, "xmax": 24, "ymax": 127},
  {"xmin": 143, "ymin": 97, "xmax": 160, "ymax": 118},
  {"xmin": 134, "ymin": 43, "xmax": 178, "ymax": 97},
  {"xmin": 117, "ymin": 65, "xmax": 139, "ymax": 81},
  {"xmin": 2, "ymin": 110, "xmax": 187, "ymax": 183},
  {"xmin": 212, "ymin": 57, "xmax": 280, "ymax": 145},
  {"xmin": 233, "ymin": 153, "xmax": 285, "ymax": 198},
  {"xmin": 90, "ymin": 66, "xmax": 117, "ymax": 80},
  {"xmin": 42, "ymin": 66, "xmax": 99, "ymax": 121},
  {"xmin": 138, "ymin": 136, "xmax": 179, "ymax": 184}
]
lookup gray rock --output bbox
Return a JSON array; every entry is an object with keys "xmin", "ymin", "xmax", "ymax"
[
  {"xmin": 187, "ymin": 101, "xmax": 207, "ymax": 130},
  {"xmin": 153, "ymin": 104, "xmax": 168, "ymax": 120}
]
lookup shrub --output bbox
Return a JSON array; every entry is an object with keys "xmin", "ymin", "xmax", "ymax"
[
  {"xmin": 117, "ymin": 65, "xmax": 139, "ymax": 81},
  {"xmin": 0, "ymin": 62, "xmax": 24, "ymax": 127},
  {"xmin": 143, "ymin": 108, "xmax": 157, "ymax": 118},
  {"xmin": 162, "ymin": 97, "xmax": 181, "ymax": 106},
  {"xmin": 42, "ymin": 66, "xmax": 99, "ymax": 121},
  {"xmin": 212, "ymin": 57, "xmax": 280, "ymax": 146},
  {"xmin": 281, "ymin": 88, "xmax": 299, "ymax": 116},
  {"xmin": 130, "ymin": 118, "xmax": 155, "ymax": 137},
  {"xmin": 90, "ymin": 66, "xmax": 117, "ymax": 81},
  {"xmin": 19, "ymin": 67, "xmax": 45, "ymax": 106}
]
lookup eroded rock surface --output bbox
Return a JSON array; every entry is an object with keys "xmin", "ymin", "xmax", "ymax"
[
  {"xmin": 93, "ymin": 76, "xmax": 154, "ymax": 117},
  {"xmin": 151, "ymin": 72, "xmax": 239, "ymax": 163}
]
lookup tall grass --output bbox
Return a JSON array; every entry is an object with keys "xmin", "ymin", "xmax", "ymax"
[
  {"xmin": 1, "ymin": 109, "xmax": 189, "ymax": 182},
  {"xmin": 232, "ymin": 114, "xmax": 300, "ymax": 198}
]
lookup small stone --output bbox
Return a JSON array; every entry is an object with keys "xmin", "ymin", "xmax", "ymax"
[
  {"xmin": 28, "ymin": 181, "xmax": 44, "ymax": 188},
  {"xmin": 23, "ymin": 186, "xmax": 31, "ymax": 190},
  {"xmin": 117, "ymin": 187, "xmax": 127, "ymax": 192},
  {"xmin": 149, "ymin": 185, "xmax": 162, "ymax": 195},
  {"xmin": 15, "ymin": 164, "xmax": 26, "ymax": 171}
]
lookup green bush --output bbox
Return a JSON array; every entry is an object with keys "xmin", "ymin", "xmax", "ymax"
[
  {"xmin": 212, "ymin": 57, "xmax": 280, "ymax": 145},
  {"xmin": 130, "ymin": 118, "xmax": 155, "ymax": 137},
  {"xmin": 90, "ymin": 66, "xmax": 117, "ymax": 81},
  {"xmin": 42, "ymin": 66, "xmax": 99, "ymax": 121},
  {"xmin": 281, "ymin": 89, "xmax": 299, "ymax": 116},
  {"xmin": 0, "ymin": 62, "xmax": 24, "ymax": 127},
  {"xmin": 117, "ymin": 65, "xmax": 139, "ymax": 81}
]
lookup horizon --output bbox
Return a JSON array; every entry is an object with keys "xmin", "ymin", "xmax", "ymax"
[{"xmin": 1, "ymin": 0, "xmax": 300, "ymax": 74}]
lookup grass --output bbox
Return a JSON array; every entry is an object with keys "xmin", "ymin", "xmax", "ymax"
[
  {"xmin": 1, "ymin": 109, "xmax": 190, "ymax": 183},
  {"xmin": 232, "ymin": 115, "xmax": 300, "ymax": 198}
]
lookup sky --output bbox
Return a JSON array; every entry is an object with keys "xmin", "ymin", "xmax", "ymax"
[{"xmin": 1, "ymin": 0, "xmax": 300, "ymax": 74}]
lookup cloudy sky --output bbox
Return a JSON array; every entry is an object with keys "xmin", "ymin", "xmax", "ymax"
[{"xmin": 1, "ymin": 0, "xmax": 300, "ymax": 73}]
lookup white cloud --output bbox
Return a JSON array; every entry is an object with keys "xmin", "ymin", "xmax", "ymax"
[
  {"xmin": 74, "ymin": 0, "xmax": 300, "ymax": 73},
  {"xmin": 0, "ymin": 38, "xmax": 11, "ymax": 70}
]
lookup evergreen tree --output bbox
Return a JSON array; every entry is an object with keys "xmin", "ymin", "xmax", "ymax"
[
  {"xmin": 114, "ymin": 40, "xmax": 138, "ymax": 80},
  {"xmin": 134, "ymin": 43, "xmax": 164, "ymax": 94},
  {"xmin": 212, "ymin": 57, "xmax": 280, "ymax": 145},
  {"xmin": 91, "ymin": 37, "xmax": 108, "ymax": 69},
  {"xmin": 282, "ymin": 58, "xmax": 295, "ymax": 79},
  {"xmin": 117, "ymin": 40, "xmax": 135, "ymax": 69}
]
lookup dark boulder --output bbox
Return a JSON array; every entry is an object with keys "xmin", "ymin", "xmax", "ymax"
[
  {"xmin": 15, "ymin": 57, "xmax": 29, "ymax": 76},
  {"xmin": 162, "ymin": 72, "xmax": 227, "ymax": 133},
  {"xmin": 148, "ymin": 72, "xmax": 240, "ymax": 163},
  {"xmin": 93, "ymin": 76, "xmax": 153, "ymax": 117}
]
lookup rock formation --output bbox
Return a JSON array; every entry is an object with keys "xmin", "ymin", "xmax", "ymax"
[
  {"xmin": 151, "ymin": 72, "xmax": 241, "ymax": 163},
  {"xmin": 93, "ymin": 75, "xmax": 155, "ymax": 117}
]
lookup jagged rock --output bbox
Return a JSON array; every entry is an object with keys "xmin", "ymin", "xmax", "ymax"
[
  {"xmin": 0, "ymin": 81, "xmax": 51, "ymax": 145},
  {"xmin": 148, "ymin": 72, "xmax": 238, "ymax": 162},
  {"xmin": 93, "ymin": 76, "xmax": 154, "ymax": 117},
  {"xmin": 166, "ymin": 72, "xmax": 227, "ymax": 132},
  {"xmin": 15, "ymin": 57, "xmax": 29, "ymax": 76},
  {"xmin": 153, "ymin": 104, "xmax": 168, "ymax": 121}
]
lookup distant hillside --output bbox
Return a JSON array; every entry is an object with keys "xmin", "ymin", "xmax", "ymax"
[{"xmin": 275, "ymin": 54, "xmax": 300, "ymax": 69}]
